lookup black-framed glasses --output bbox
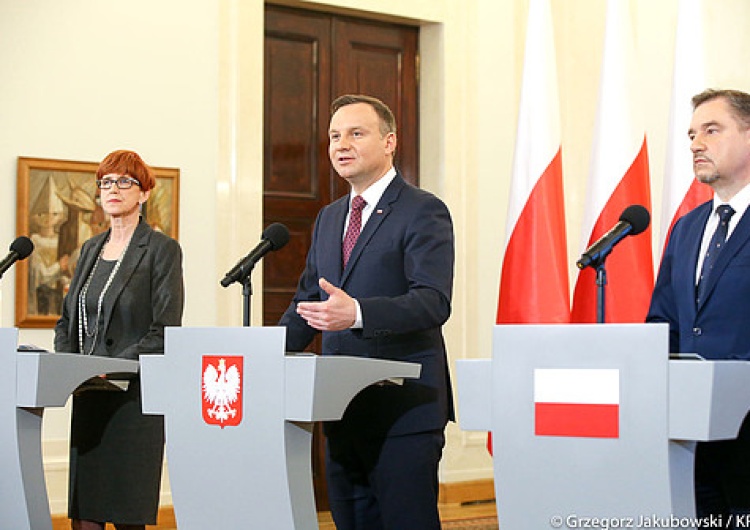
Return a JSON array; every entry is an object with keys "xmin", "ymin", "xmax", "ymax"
[{"xmin": 96, "ymin": 176, "xmax": 142, "ymax": 190}]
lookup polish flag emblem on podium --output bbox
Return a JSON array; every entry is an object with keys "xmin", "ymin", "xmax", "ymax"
[
  {"xmin": 202, "ymin": 356, "xmax": 244, "ymax": 428},
  {"xmin": 534, "ymin": 368, "xmax": 619, "ymax": 438}
]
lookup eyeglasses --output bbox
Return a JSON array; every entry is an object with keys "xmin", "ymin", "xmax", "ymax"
[{"xmin": 96, "ymin": 176, "xmax": 142, "ymax": 190}]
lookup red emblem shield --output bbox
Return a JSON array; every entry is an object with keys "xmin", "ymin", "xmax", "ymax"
[{"xmin": 202, "ymin": 356, "xmax": 243, "ymax": 428}]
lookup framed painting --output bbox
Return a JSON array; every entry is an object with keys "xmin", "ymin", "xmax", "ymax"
[{"xmin": 14, "ymin": 156, "xmax": 180, "ymax": 328}]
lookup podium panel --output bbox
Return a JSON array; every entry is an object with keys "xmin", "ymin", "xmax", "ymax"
[
  {"xmin": 0, "ymin": 328, "xmax": 139, "ymax": 530},
  {"xmin": 669, "ymin": 360, "xmax": 750, "ymax": 441},
  {"xmin": 140, "ymin": 326, "xmax": 420, "ymax": 530},
  {"xmin": 458, "ymin": 324, "xmax": 686, "ymax": 529}
]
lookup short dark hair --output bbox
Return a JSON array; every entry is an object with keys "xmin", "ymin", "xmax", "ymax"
[
  {"xmin": 692, "ymin": 88, "xmax": 750, "ymax": 129},
  {"xmin": 331, "ymin": 94, "xmax": 397, "ymax": 137}
]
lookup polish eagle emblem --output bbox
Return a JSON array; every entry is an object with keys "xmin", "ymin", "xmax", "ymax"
[{"xmin": 202, "ymin": 356, "xmax": 243, "ymax": 427}]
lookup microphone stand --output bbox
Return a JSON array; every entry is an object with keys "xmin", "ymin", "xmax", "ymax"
[
  {"xmin": 230, "ymin": 262, "xmax": 258, "ymax": 328},
  {"xmin": 584, "ymin": 248, "xmax": 614, "ymax": 324},
  {"xmin": 578, "ymin": 251, "xmax": 611, "ymax": 324},
  {"xmin": 242, "ymin": 274, "xmax": 253, "ymax": 327},
  {"xmin": 222, "ymin": 225, "xmax": 291, "ymax": 326},
  {"xmin": 595, "ymin": 262, "xmax": 607, "ymax": 324}
]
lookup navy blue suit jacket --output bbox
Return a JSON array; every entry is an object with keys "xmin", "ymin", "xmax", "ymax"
[
  {"xmin": 279, "ymin": 174, "xmax": 455, "ymax": 437},
  {"xmin": 647, "ymin": 200, "xmax": 750, "ymax": 360}
]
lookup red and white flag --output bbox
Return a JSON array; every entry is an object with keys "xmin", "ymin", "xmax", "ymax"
[
  {"xmin": 571, "ymin": 0, "xmax": 653, "ymax": 323},
  {"xmin": 659, "ymin": 0, "xmax": 712, "ymax": 256},
  {"xmin": 497, "ymin": 0, "xmax": 569, "ymax": 326},
  {"xmin": 534, "ymin": 368, "xmax": 620, "ymax": 438},
  {"xmin": 490, "ymin": 0, "xmax": 569, "ymax": 455}
]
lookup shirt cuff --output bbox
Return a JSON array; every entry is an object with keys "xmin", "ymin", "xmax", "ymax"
[{"xmin": 352, "ymin": 299, "xmax": 363, "ymax": 329}]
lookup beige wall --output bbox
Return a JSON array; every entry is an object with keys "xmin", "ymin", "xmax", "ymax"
[{"xmin": 1, "ymin": 0, "xmax": 749, "ymax": 515}]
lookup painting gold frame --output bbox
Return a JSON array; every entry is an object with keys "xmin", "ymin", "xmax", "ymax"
[{"xmin": 14, "ymin": 156, "xmax": 180, "ymax": 328}]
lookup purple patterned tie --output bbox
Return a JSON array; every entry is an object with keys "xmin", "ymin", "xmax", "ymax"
[{"xmin": 342, "ymin": 195, "xmax": 366, "ymax": 267}]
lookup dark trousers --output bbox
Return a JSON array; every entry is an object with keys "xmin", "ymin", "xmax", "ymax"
[
  {"xmin": 695, "ymin": 438, "xmax": 750, "ymax": 529},
  {"xmin": 326, "ymin": 430, "xmax": 445, "ymax": 530}
]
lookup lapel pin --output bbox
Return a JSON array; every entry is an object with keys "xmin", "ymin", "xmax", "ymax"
[{"xmin": 377, "ymin": 209, "xmax": 383, "ymax": 214}]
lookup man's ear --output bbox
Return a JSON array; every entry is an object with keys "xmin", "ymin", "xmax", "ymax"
[{"xmin": 385, "ymin": 132, "xmax": 397, "ymax": 155}]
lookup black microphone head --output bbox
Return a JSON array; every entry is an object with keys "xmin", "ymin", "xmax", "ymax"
[
  {"xmin": 262, "ymin": 223, "xmax": 290, "ymax": 250},
  {"xmin": 619, "ymin": 205, "xmax": 650, "ymax": 235},
  {"xmin": 10, "ymin": 236, "xmax": 34, "ymax": 260}
]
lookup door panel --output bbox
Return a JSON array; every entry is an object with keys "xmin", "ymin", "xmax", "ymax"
[
  {"xmin": 263, "ymin": 8, "xmax": 332, "ymax": 327},
  {"xmin": 332, "ymin": 17, "xmax": 419, "ymax": 188}
]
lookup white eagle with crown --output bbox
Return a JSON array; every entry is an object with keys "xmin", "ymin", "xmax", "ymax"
[{"xmin": 202, "ymin": 358, "xmax": 241, "ymax": 423}]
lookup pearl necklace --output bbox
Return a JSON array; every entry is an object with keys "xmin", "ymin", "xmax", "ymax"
[{"xmin": 77, "ymin": 235, "xmax": 132, "ymax": 355}]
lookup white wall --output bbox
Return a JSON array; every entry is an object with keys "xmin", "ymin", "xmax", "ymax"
[
  {"xmin": 0, "ymin": 0, "xmax": 220, "ymax": 513},
  {"xmin": 1, "ymin": 0, "xmax": 750, "ymax": 516}
]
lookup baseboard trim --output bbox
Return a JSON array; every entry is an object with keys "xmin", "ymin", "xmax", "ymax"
[
  {"xmin": 438, "ymin": 479, "xmax": 495, "ymax": 505},
  {"xmin": 52, "ymin": 507, "xmax": 176, "ymax": 530},
  {"xmin": 51, "ymin": 482, "xmax": 495, "ymax": 528}
]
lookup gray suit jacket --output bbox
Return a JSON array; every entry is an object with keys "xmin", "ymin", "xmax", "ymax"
[{"xmin": 54, "ymin": 218, "xmax": 184, "ymax": 359}]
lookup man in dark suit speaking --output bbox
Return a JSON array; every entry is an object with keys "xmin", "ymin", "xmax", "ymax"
[
  {"xmin": 279, "ymin": 94, "xmax": 455, "ymax": 529},
  {"xmin": 647, "ymin": 89, "xmax": 750, "ymax": 525}
]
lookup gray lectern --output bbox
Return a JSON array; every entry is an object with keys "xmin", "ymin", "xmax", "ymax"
[
  {"xmin": 0, "ymin": 327, "xmax": 139, "ymax": 530},
  {"xmin": 140, "ymin": 326, "xmax": 420, "ymax": 530},
  {"xmin": 456, "ymin": 324, "xmax": 750, "ymax": 530}
]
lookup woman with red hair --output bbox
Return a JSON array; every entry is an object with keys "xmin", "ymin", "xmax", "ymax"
[{"xmin": 55, "ymin": 150, "xmax": 184, "ymax": 530}]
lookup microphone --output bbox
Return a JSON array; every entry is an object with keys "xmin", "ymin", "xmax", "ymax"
[
  {"xmin": 576, "ymin": 205, "xmax": 650, "ymax": 270},
  {"xmin": 0, "ymin": 236, "xmax": 35, "ymax": 279},
  {"xmin": 221, "ymin": 223, "xmax": 290, "ymax": 287}
]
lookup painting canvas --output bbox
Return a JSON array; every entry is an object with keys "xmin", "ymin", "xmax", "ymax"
[{"xmin": 15, "ymin": 156, "xmax": 179, "ymax": 328}]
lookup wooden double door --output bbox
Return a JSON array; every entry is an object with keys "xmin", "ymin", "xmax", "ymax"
[{"xmin": 262, "ymin": 5, "xmax": 420, "ymax": 510}]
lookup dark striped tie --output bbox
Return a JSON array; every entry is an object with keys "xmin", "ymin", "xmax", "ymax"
[{"xmin": 696, "ymin": 204, "xmax": 735, "ymax": 306}]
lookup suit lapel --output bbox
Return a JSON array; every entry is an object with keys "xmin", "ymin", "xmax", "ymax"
[
  {"xmin": 340, "ymin": 176, "xmax": 405, "ymax": 285},
  {"xmin": 65, "ymin": 231, "xmax": 108, "ymax": 343},
  {"xmin": 683, "ymin": 204, "xmax": 711, "ymax": 318},
  {"xmin": 71, "ymin": 232, "xmax": 108, "ymax": 297},
  {"xmin": 328, "ymin": 199, "xmax": 348, "ymax": 286}
]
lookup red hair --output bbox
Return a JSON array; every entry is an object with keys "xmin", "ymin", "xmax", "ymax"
[{"xmin": 96, "ymin": 150, "xmax": 156, "ymax": 191}]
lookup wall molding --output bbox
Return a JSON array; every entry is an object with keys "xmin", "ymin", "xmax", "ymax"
[
  {"xmin": 50, "ymin": 480, "xmax": 495, "ymax": 528},
  {"xmin": 52, "ymin": 507, "xmax": 176, "ymax": 530}
]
